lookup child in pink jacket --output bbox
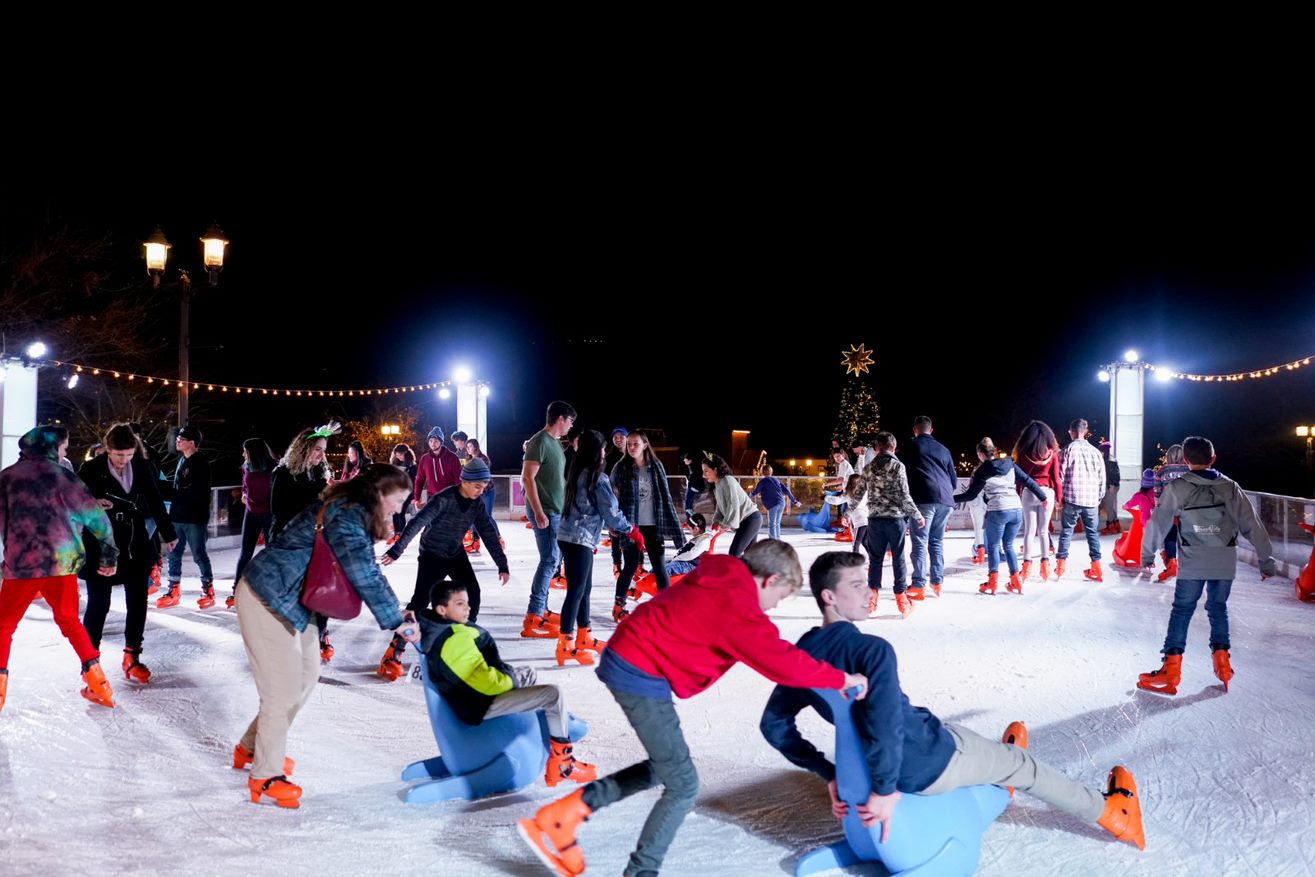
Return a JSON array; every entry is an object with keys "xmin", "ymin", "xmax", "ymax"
[{"xmin": 1123, "ymin": 469, "xmax": 1158, "ymax": 526}]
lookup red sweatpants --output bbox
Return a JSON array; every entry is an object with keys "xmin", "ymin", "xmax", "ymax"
[{"xmin": 0, "ymin": 575, "xmax": 99, "ymax": 668}]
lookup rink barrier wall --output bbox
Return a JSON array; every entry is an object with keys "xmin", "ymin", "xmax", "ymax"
[{"xmin": 203, "ymin": 479, "xmax": 1311, "ymax": 578}]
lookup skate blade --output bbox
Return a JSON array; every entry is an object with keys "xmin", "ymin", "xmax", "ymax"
[
  {"xmin": 80, "ymin": 688, "xmax": 115, "ymax": 708},
  {"xmin": 516, "ymin": 819, "xmax": 578, "ymax": 877}
]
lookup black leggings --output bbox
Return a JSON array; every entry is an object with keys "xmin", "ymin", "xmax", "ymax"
[
  {"xmin": 728, "ymin": 511, "xmax": 763, "ymax": 557},
  {"xmin": 235, "ymin": 510, "xmax": 273, "ymax": 587},
  {"xmin": 406, "ymin": 551, "xmax": 481, "ymax": 619},
  {"xmin": 616, "ymin": 525, "xmax": 669, "ymax": 603},
  {"xmin": 558, "ymin": 540, "xmax": 596, "ymax": 635},
  {"xmin": 83, "ymin": 568, "xmax": 150, "ymax": 653},
  {"xmin": 853, "ymin": 525, "xmax": 868, "ymax": 555}
]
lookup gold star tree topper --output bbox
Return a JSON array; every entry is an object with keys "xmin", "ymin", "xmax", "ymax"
[{"xmin": 841, "ymin": 343, "xmax": 874, "ymax": 376}]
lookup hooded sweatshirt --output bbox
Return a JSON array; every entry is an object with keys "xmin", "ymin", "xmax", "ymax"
[
  {"xmin": 1143, "ymin": 470, "xmax": 1277, "ymax": 579},
  {"xmin": 0, "ymin": 427, "xmax": 118, "ymax": 578},
  {"xmin": 603, "ymin": 555, "xmax": 845, "ymax": 700},
  {"xmin": 415, "ymin": 445, "xmax": 462, "ymax": 504},
  {"xmin": 854, "ymin": 452, "xmax": 924, "ymax": 522},
  {"xmin": 954, "ymin": 458, "xmax": 1047, "ymax": 511}
]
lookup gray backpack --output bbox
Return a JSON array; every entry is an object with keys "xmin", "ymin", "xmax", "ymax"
[{"xmin": 1178, "ymin": 481, "xmax": 1238, "ymax": 549}]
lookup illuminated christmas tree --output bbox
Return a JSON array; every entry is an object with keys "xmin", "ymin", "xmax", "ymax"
[{"xmin": 834, "ymin": 343, "xmax": 880, "ymax": 447}]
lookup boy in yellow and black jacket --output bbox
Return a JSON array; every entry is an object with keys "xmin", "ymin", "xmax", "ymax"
[{"xmin": 418, "ymin": 580, "xmax": 596, "ymax": 787}]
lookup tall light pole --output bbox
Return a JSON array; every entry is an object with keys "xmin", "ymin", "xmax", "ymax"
[
  {"xmin": 144, "ymin": 223, "xmax": 228, "ymax": 429},
  {"xmin": 452, "ymin": 367, "xmax": 490, "ymax": 450},
  {"xmin": 0, "ymin": 343, "xmax": 46, "ymax": 469},
  {"xmin": 1098, "ymin": 349, "xmax": 1148, "ymax": 513}
]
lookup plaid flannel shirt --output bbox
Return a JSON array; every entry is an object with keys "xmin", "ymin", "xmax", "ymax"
[{"xmin": 1060, "ymin": 439, "xmax": 1107, "ymax": 508}]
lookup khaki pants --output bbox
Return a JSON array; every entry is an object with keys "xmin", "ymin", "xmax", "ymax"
[
  {"xmin": 483, "ymin": 684, "xmax": 568, "ymax": 738},
  {"xmin": 921, "ymin": 723, "xmax": 1104, "ymax": 822},
  {"xmin": 235, "ymin": 579, "xmax": 321, "ymax": 778}
]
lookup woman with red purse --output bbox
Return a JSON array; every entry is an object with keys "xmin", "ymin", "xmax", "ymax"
[{"xmin": 233, "ymin": 463, "xmax": 418, "ymax": 809}]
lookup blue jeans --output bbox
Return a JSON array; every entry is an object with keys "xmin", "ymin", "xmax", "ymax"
[
  {"xmin": 984, "ymin": 508, "xmax": 1022, "ymax": 574},
  {"xmin": 167, "ymin": 521, "xmax": 213, "ymax": 584},
  {"xmin": 1057, "ymin": 503, "xmax": 1102, "ymax": 561},
  {"xmin": 1163, "ymin": 522, "xmax": 1179, "ymax": 560},
  {"xmin": 526, "ymin": 513, "xmax": 561, "ymax": 617},
  {"xmin": 1163, "ymin": 578, "xmax": 1232, "ymax": 654},
  {"xmin": 584, "ymin": 687, "xmax": 700, "ymax": 875},
  {"xmin": 481, "ymin": 486, "xmax": 502, "ymax": 538},
  {"xmin": 684, "ymin": 486, "xmax": 699, "ymax": 516},
  {"xmin": 911, "ymin": 502, "xmax": 951, "ymax": 587},
  {"xmin": 863, "ymin": 517, "xmax": 908, "ymax": 592},
  {"xmin": 767, "ymin": 503, "xmax": 785, "ymax": 540}
]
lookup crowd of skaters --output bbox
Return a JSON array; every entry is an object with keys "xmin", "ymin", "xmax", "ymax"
[{"xmin": 0, "ymin": 398, "xmax": 1283, "ymax": 876}]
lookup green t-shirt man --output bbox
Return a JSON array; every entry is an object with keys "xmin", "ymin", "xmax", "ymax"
[{"xmin": 524, "ymin": 428, "xmax": 566, "ymax": 516}]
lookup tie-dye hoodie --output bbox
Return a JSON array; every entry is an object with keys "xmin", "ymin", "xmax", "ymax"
[{"xmin": 0, "ymin": 427, "xmax": 117, "ymax": 579}]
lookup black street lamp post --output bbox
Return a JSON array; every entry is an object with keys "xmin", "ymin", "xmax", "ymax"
[{"xmin": 143, "ymin": 224, "xmax": 228, "ymax": 429}]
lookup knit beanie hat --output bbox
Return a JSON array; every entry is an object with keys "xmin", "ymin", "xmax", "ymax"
[{"xmin": 461, "ymin": 458, "xmax": 492, "ymax": 481}]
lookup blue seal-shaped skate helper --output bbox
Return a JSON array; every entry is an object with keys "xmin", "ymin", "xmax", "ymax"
[
  {"xmin": 400, "ymin": 642, "xmax": 589, "ymax": 803},
  {"xmin": 795, "ymin": 688, "xmax": 1010, "ymax": 877}
]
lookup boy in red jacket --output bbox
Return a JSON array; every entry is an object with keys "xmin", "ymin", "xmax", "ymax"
[{"xmin": 518, "ymin": 540, "xmax": 868, "ymax": 877}]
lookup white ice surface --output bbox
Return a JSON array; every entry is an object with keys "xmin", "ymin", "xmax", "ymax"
[{"xmin": 2, "ymin": 526, "xmax": 1313, "ymax": 877}]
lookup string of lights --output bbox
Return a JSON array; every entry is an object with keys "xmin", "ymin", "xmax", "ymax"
[
  {"xmin": 1152, "ymin": 354, "xmax": 1314, "ymax": 383},
  {"xmin": 46, "ymin": 359, "xmax": 485, "ymax": 399},
  {"xmin": 1098, "ymin": 349, "xmax": 1315, "ymax": 384}
]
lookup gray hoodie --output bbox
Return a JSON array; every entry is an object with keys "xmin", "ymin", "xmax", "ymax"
[{"xmin": 1143, "ymin": 470, "xmax": 1276, "ymax": 580}]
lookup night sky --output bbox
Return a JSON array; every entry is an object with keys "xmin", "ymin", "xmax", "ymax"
[{"xmin": 5, "ymin": 111, "xmax": 1315, "ymax": 494}]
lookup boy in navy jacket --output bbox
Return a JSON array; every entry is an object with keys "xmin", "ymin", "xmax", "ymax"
[{"xmin": 760, "ymin": 551, "xmax": 1145, "ymax": 851}]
